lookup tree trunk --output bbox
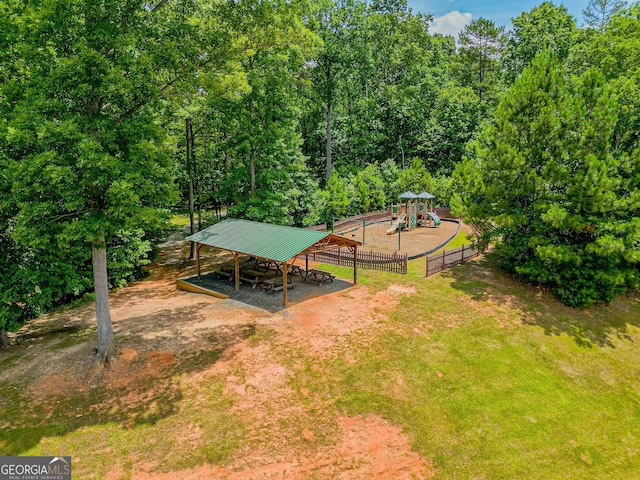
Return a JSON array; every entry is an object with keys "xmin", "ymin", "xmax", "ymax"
[
  {"xmin": 92, "ymin": 240, "xmax": 116, "ymax": 363},
  {"xmin": 249, "ymin": 101, "xmax": 256, "ymax": 197},
  {"xmin": 187, "ymin": 118, "xmax": 196, "ymax": 259},
  {"xmin": 0, "ymin": 329, "xmax": 9, "ymax": 349},
  {"xmin": 326, "ymin": 101, "xmax": 332, "ymax": 181}
]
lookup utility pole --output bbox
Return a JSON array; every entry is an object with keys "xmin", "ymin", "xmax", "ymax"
[{"xmin": 187, "ymin": 118, "xmax": 196, "ymax": 260}]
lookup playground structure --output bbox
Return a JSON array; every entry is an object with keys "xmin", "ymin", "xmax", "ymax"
[
  {"xmin": 389, "ymin": 191, "xmax": 440, "ymax": 233},
  {"xmin": 386, "ymin": 213, "xmax": 407, "ymax": 235},
  {"xmin": 333, "ymin": 213, "xmax": 467, "ymax": 258}
]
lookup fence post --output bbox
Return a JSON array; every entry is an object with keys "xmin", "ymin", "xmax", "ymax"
[
  {"xmin": 426, "ymin": 254, "xmax": 429, "ymax": 277},
  {"xmin": 442, "ymin": 249, "xmax": 446, "ymax": 271},
  {"xmin": 462, "ymin": 244, "xmax": 466, "ymax": 262}
]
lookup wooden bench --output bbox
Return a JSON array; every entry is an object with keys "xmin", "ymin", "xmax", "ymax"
[{"xmin": 302, "ymin": 268, "xmax": 336, "ymax": 286}]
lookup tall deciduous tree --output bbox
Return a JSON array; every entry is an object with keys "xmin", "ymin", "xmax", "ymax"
[
  {"xmin": 307, "ymin": 0, "xmax": 360, "ymax": 182},
  {"xmin": 452, "ymin": 52, "xmax": 640, "ymax": 306},
  {"xmin": 0, "ymin": 0, "xmax": 215, "ymax": 362}
]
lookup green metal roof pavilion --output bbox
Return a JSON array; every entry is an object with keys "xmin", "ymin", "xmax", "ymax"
[{"xmin": 186, "ymin": 218, "xmax": 361, "ymax": 305}]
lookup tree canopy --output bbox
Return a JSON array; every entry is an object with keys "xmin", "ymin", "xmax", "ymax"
[{"xmin": 2, "ymin": 0, "xmax": 640, "ymax": 350}]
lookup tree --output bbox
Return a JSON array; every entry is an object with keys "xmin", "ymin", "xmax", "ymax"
[
  {"xmin": 420, "ymin": 86, "xmax": 482, "ymax": 174},
  {"xmin": 452, "ymin": 52, "xmax": 640, "ymax": 306},
  {"xmin": 583, "ymin": 0, "xmax": 627, "ymax": 31},
  {"xmin": 0, "ymin": 0, "xmax": 215, "ymax": 362},
  {"xmin": 306, "ymin": 0, "xmax": 360, "ymax": 182},
  {"xmin": 456, "ymin": 18, "xmax": 505, "ymax": 101},
  {"xmin": 501, "ymin": 2, "xmax": 577, "ymax": 84}
]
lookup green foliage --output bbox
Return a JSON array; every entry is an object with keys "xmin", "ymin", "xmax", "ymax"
[
  {"xmin": 501, "ymin": 2, "xmax": 578, "ymax": 84},
  {"xmin": 397, "ymin": 158, "xmax": 432, "ymax": 194},
  {"xmin": 453, "ymin": 52, "xmax": 640, "ymax": 306},
  {"xmin": 0, "ymin": 0, "xmax": 195, "ymax": 330},
  {"xmin": 420, "ymin": 86, "xmax": 482, "ymax": 174}
]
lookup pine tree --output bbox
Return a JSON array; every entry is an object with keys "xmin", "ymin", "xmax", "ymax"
[{"xmin": 452, "ymin": 52, "xmax": 640, "ymax": 306}]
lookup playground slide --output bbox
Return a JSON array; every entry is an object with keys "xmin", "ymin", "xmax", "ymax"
[
  {"xmin": 426, "ymin": 211, "xmax": 441, "ymax": 226},
  {"xmin": 386, "ymin": 213, "xmax": 407, "ymax": 235}
]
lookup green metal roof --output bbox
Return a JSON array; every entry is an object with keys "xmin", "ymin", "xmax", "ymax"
[{"xmin": 186, "ymin": 218, "xmax": 330, "ymax": 263}]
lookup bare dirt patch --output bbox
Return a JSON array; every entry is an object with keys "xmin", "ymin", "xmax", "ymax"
[
  {"xmin": 388, "ymin": 284, "xmax": 418, "ymax": 296},
  {"xmin": 131, "ymin": 414, "xmax": 434, "ymax": 480}
]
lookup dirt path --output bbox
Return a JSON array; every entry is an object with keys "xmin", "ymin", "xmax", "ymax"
[{"xmin": 1, "ymin": 228, "xmax": 436, "ymax": 479}]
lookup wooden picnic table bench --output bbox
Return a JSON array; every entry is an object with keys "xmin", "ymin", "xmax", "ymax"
[
  {"xmin": 287, "ymin": 264, "xmax": 304, "ymax": 276},
  {"xmin": 261, "ymin": 277, "xmax": 294, "ymax": 294},
  {"xmin": 302, "ymin": 268, "xmax": 336, "ymax": 286},
  {"xmin": 214, "ymin": 266, "xmax": 235, "ymax": 281},
  {"xmin": 251, "ymin": 259, "xmax": 280, "ymax": 272},
  {"xmin": 239, "ymin": 269, "xmax": 267, "ymax": 289}
]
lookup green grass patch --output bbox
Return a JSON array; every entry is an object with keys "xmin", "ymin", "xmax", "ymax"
[
  {"xmin": 0, "ymin": 353, "xmax": 244, "ymax": 478},
  {"xmin": 169, "ymin": 214, "xmax": 191, "ymax": 227},
  {"xmin": 324, "ymin": 257, "xmax": 640, "ymax": 479},
  {"xmin": 430, "ymin": 229, "xmax": 474, "ymax": 255}
]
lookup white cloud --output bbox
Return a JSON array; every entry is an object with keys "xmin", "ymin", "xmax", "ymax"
[{"xmin": 430, "ymin": 10, "xmax": 472, "ymax": 39}]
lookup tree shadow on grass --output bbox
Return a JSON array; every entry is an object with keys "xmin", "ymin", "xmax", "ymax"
[
  {"xmin": 443, "ymin": 253, "xmax": 640, "ymax": 349},
  {"xmin": 0, "ymin": 309, "xmax": 256, "ymax": 456}
]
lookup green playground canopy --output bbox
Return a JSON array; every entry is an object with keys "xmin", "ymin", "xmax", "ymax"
[
  {"xmin": 416, "ymin": 191, "xmax": 435, "ymax": 199},
  {"xmin": 398, "ymin": 191, "xmax": 418, "ymax": 199}
]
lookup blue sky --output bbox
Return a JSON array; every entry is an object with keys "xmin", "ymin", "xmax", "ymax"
[{"xmin": 406, "ymin": 0, "xmax": 596, "ymax": 37}]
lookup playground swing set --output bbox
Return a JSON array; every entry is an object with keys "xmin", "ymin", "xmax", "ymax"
[{"xmin": 387, "ymin": 191, "xmax": 440, "ymax": 235}]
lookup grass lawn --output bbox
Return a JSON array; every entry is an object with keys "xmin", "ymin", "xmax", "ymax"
[
  {"xmin": 319, "ymin": 256, "xmax": 640, "ymax": 478},
  {"xmin": 1, "ymin": 248, "xmax": 638, "ymax": 478}
]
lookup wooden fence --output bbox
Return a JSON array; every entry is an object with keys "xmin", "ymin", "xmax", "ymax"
[
  {"xmin": 313, "ymin": 249, "xmax": 408, "ymax": 274},
  {"xmin": 308, "ymin": 210, "xmax": 391, "ymax": 232},
  {"xmin": 425, "ymin": 244, "xmax": 481, "ymax": 276}
]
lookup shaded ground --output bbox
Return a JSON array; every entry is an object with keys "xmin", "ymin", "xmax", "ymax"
[
  {"xmin": 183, "ymin": 271, "xmax": 353, "ymax": 313},
  {"xmin": 336, "ymin": 218, "xmax": 473, "ymax": 256}
]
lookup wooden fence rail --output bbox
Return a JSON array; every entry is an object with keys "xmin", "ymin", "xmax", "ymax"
[
  {"xmin": 313, "ymin": 249, "xmax": 408, "ymax": 274},
  {"xmin": 425, "ymin": 244, "xmax": 481, "ymax": 276}
]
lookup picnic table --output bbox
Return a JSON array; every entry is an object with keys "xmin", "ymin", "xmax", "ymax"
[
  {"xmin": 214, "ymin": 265, "xmax": 235, "ymax": 281},
  {"xmin": 261, "ymin": 277, "xmax": 294, "ymax": 294},
  {"xmin": 239, "ymin": 269, "xmax": 267, "ymax": 289},
  {"xmin": 302, "ymin": 268, "xmax": 336, "ymax": 286},
  {"xmin": 252, "ymin": 259, "xmax": 280, "ymax": 272},
  {"xmin": 287, "ymin": 264, "xmax": 304, "ymax": 276}
]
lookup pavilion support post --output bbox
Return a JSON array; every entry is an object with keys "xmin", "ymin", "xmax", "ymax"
[
  {"xmin": 283, "ymin": 260, "xmax": 289, "ymax": 306},
  {"xmin": 305, "ymin": 254, "xmax": 309, "ymax": 271},
  {"xmin": 353, "ymin": 246, "xmax": 358, "ymax": 285},
  {"xmin": 234, "ymin": 252, "xmax": 240, "ymax": 291},
  {"xmin": 196, "ymin": 243, "xmax": 202, "ymax": 278}
]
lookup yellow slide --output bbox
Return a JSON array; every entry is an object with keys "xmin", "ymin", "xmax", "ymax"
[{"xmin": 386, "ymin": 213, "xmax": 407, "ymax": 235}]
